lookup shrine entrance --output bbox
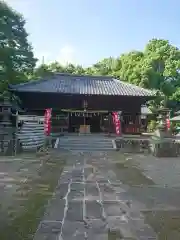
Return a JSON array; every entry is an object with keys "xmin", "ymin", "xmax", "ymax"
[
  {"xmin": 61, "ymin": 110, "xmax": 109, "ymax": 134},
  {"xmin": 69, "ymin": 114, "xmax": 101, "ymax": 133}
]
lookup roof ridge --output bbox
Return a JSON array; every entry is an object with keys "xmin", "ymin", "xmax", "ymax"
[
  {"xmin": 113, "ymin": 78, "xmax": 154, "ymax": 94},
  {"xmin": 8, "ymin": 75, "xmax": 54, "ymax": 89},
  {"xmin": 9, "ymin": 73, "xmax": 114, "ymax": 90},
  {"xmin": 54, "ymin": 73, "xmax": 113, "ymax": 79}
]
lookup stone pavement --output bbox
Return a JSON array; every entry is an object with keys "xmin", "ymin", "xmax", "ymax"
[
  {"xmin": 131, "ymin": 153, "xmax": 180, "ymax": 187},
  {"xmin": 34, "ymin": 151, "xmax": 157, "ymax": 240}
]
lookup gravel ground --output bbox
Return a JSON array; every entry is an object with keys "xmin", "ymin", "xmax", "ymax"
[
  {"xmin": 2, "ymin": 148, "xmax": 180, "ymax": 240},
  {"xmin": 0, "ymin": 150, "xmax": 65, "ymax": 240},
  {"xmin": 129, "ymin": 153, "xmax": 180, "ymax": 187},
  {"xmin": 122, "ymin": 153, "xmax": 180, "ymax": 240}
]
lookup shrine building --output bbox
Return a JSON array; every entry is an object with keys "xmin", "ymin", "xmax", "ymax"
[{"xmin": 8, "ymin": 73, "xmax": 154, "ymax": 134}]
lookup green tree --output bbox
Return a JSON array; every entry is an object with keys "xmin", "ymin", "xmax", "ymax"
[
  {"xmin": 113, "ymin": 39, "xmax": 180, "ymax": 109},
  {"xmin": 0, "ymin": 1, "xmax": 37, "ymax": 96},
  {"xmin": 92, "ymin": 57, "xmax": 118, "ymax": 75},
  {"xmin": 48, "ymin": 61, "xmax": 64, "ymax": 73},
  {"xmin": 33, "ymin": 64, "xmax": 52, "ymax": 79}
]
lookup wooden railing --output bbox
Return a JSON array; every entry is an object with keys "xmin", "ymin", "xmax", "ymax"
[{"xmin": 122, "ymin": 115, "xmax": 145, "ymax": 134}]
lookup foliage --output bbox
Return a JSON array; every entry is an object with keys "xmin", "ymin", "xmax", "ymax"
[
  {"xmin": 0, "ymin": 1, "xmax": 37, "ymax": 97},
  {"xmin": 147, "ymin": 120, "xmax": 158, "ymax": 132}
]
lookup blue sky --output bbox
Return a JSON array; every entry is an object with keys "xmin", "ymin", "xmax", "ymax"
[{"xmin": 6, "ymin": 0, "xmax": 180, "ymax": 66}]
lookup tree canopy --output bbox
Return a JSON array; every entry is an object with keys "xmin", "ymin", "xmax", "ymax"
[
  {"xmin": 1, "ymin": 1, "xmax": 180, "ymax": 111},
  {"xmin": 32, "ymin": 39, "xmax": 180, "ymax": 110},
  {"xmin": 0, "ymin": 1, "xmax": 37, "ymax": 97}
]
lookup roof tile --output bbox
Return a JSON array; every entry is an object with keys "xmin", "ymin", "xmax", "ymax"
[{"xmin": 9, "ymin": 73, "xmax": 154, "ymax": 97}]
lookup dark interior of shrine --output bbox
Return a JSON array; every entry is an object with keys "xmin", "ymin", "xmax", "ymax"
[{"xmin": 69, "ymin": 114, "xmax": 101, "ymax": 133}]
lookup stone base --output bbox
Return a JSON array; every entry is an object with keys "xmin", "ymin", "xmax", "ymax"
[
  {"xmin": 115, "ymin": 139, "xmax": 150, "ymax": 153},
  {"xmin": 151, "ymin": 142, "xmax": 179, "ymax": 157}
]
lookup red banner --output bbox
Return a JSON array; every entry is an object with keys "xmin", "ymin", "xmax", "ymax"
[
  {"xmin": 166, "ymin": 118, "xmax": 171, "ymax": 130},
  {"xmin": 112, "ymin": 112, "xmax": 121, "ymax": 135},
  {"xmin": 44, "ymin": 109, "xmax": 52, "ymax": 136}
]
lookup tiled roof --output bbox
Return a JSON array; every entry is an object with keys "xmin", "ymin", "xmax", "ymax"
[{"xmin": 9, "ymin": 73, "xmax": 154, "ymax": 97}]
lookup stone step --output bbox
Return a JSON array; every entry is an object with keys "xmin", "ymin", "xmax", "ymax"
[
  {"xmin": 59, "ymin": 147, "xmax": 113, "ymax": 150},
  {"xmin": 59, "ymin": 143, "xmax": 113, "ymax": 148},
  {"xmin": 60, "ymin": 138, "xmax": 112, "ymax": 142},
  {"xmin": 59, "ymin": 147, "xmax": 113, "ymax": 151},
  {"xmin": 58, "ymin": 136, "xmax": 114, "ymax": 151},
  {"xmin": 60, "ymin": 138, "xmax": 112, "ymax": 141},
  {"xmin": 60, "ymin": 141, "xmax": 109, "ymax": 144}
]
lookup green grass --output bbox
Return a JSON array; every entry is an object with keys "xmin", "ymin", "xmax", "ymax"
[
  {"xmin": 0, "ymin": 152, "xmax": 65, "ymax": 240},
  {"xmin": 144, "ymin": 210, "xmax": 180, "ymax": 240},
  {"xmin": 115, "ymin": 161, "xmax": 154, "ymax": 186},
  {"xmin": 108, "ymin": 229, "xmax": 123, "ymax": 239}
]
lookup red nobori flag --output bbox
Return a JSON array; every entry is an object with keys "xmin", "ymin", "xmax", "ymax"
[
  {"xmin": 44, "ymin": 109, "xmax": 52, "ymax": 136},
  {"xmin": 112, "ymin": 112, "xmax": 121, "ymax": 135},
  {"xmin": 166, "ymin": 118, "xmax": 171, "ymax": 130}
]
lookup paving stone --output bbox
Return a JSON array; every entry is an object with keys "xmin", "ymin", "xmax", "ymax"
[
  {"xmin": 68, "ymin": 189, "xmax": 84, "ymax": 201},
  {"xmin": 55, "ymin": 183, "xmax": 69, "ymax": 199},
  {"xmin": 37, "ymin": 221, "xmax": 62, "ymax": 233},
  {"xmin": 111, "ymin": 183, "xmax": 126, "ymax": 193},
  {"xmin": 99, "ymin": 184, "xmax": 117, "ymax": 200},
  {"xmin": 135, "ymin": 224, "xmax": 157, "ymax": 239},
  {"xmin": 103, "ymin": 201, "xmax": 124, "ymax": 216},
  {"xmin": 33, "ymin": 232, "xmax": 59, "ymax": 240},
  {"xmin": 116, "ymin": 191, "xmax": 131, "ymax": 201},
  {"xmin": 107, "ymin": 216, "xmax": 131, "ymax": 229},
  {"xmin": 61, "ymin": 220, "xmax": 85, "ymax": 240},
  {"xmin": 34, "ymin": 150, "xmax": 160, "ymax": 240},
  {"xmin": 102, "ymin": 193, "xmax": 117, "ymax": 200},
  {"xmin": 84, "ymin": 167, "xmax": 94, "ymax": 180},
  {"xmin": 95, "ymin": 175, "xmax": 109, "ymax": 184},
  {"xmin": 98, "ymin": 179, "xmax": 109, "ymax": 184},
  {"xmin": 66, "ymin": 200, "xmax": 83, "ymax": 221},
  {"xmin": 68, "ymin": 183, "xmax": 84, "ymax": 201},
  {"xmin": 71, "ymin": 183, "xmax": 84, "ymax": 191},
  {"xmin": 71, "ymin": 169, "xmax": 83, "ymax": 182},
  {"xmin": 85, "ymin": 183, "xmax": 99, "ymax": 197},
  {"xmin": 62, "ymin": 235, "xmax": 85, "ymax": 240},
  {"xmin": 86, "ymin": 200, "xmax": 102, "ymax": 219},
  {"xmin": 99, "ymin": 183, "xmax": 115, "ymax": 195},
  {"xmin": 85, "ymin": 219, "xmax": 108, "ymax": 234},
  {"xmin": 59, "ymin": 172, "xmax": 72, "ymax": 183},
  {"xmin": 116, "ymin": 223, "xmax": 136, "ymax": 239},
  {"xmin": 138, "ymin": 237, "xmax": 157, "ymax": 240},
  {"xmin": 129, "ymin": 211, "xmax": 145, "ymax": 220},
  {"xmin": 103, "ymin": 200, "xmax": 130, "ymax": 215},
  {"xmin": 43, "ymin": 199, "xmax": 65, "ymax": 221},
  {"xmin": 87, "ymin": 233, "xmax": 108, "ymax": 240}
]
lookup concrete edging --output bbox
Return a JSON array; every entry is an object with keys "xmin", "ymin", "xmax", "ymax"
[
  {"xmin": 54, "ymin": 138, "xmax": 60, "ymax": 149},
  {"xmin": 112, "ymin": 139, "xmax": 117, "ymax": 150}
]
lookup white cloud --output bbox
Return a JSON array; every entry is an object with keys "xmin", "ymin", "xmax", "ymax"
[
  {"xmin": 58, "ymin": 45, "xmax": 77, "ymax": 65},
  {"xmin": 36, "ymin": 45, "xmax": 78, "ymax": 66}
]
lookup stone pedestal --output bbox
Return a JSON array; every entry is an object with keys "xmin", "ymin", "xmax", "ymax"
[{"xmin": 150, "ymin": 129, "xmax": 179, "ymax": 157}]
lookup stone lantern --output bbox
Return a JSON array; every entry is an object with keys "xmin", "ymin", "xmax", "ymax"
[
  {"xmin": 0, "ymin": 97, "xmax": 12, "ymax": 128},
  {"xmin": 151, "ymin": 106, "xmax": 178, "ymax": 157},
  {"xmin": 0, "ymin": 97, "xmax": 14, "ymax": 154},
  {"xmin": 156, "ymin": 107, "xmax": 170, "ymax": 134}
]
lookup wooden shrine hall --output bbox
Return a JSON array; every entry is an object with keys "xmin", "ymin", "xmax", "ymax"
[{"xmin": 8, "ymin": 73, "xmax": 154, "ymax": 134}]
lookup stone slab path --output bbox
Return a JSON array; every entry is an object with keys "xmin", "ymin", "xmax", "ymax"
[{"xmin": 34, "ymin": 151, "xmax": 157, "ymax": 240}]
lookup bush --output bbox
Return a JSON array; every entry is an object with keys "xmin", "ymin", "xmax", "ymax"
[{"xmin": 147, "ymin": 120, "xmax": 158, "ymax": 132}]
